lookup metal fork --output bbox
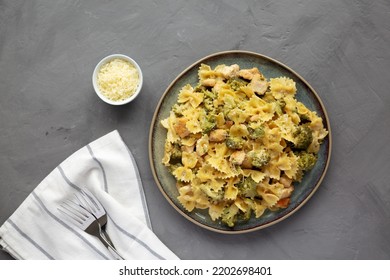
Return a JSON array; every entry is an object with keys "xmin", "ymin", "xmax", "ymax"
[{"xmin": 58, "ymin": 189, "xmax": 124, "ymax": 259}]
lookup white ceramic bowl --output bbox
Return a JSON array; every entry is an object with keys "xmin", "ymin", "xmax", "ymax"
[{"xmin": 92, "ymin": 54, "xmax": 143, "ymax": 105}]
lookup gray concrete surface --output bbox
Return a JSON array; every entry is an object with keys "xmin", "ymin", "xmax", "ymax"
[{"xmin": 1, "ymin": 0, "xmax": 389, "ymax": 259}]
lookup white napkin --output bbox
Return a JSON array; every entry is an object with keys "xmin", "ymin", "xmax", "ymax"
[{"xmin": 0, "ymin": 130, "xmax": 179, "ymax": 260}]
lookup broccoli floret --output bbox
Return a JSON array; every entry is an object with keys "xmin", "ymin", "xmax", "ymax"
[
  {"xmin": 226, "ymin": 137, "xmax": 244, "ymax": 150},
  {"xmin": 168, "ymin": 163, "xmax": 183, "ymax": 173},
  {"xmin": 297, "ymin": 151, "xmax": 317, "ymax": 171},
  {"xmin": 227, "ymin": 78, "xmax": 248, "ymax": 91},
  {"xmin": 248, "ymin": 150, "xmax": 270, "ymax": 169},
  {"xmin": 203, "ymin": 98, "xmax": 214, "ymax": 113},
  {"xmin": 199, "ymin": 184, "xmax": 224, "ymax": 203},
  {"xmin": 172, "ymin": 104, "xmax": 183, "ymax": 117},
  {"xmin": 247, "ymin": 126, "xmax": 265, "ymax": 141},
  {"xmin": 275, "ymin": 100, "xmax": 286, "ymax": 116},
  {"xmin": 202, "ymin": 90, "xmax": 216, "ymax": 113},
  {"xmin": 298, "ymin": 113, "xmax": 311, "ymax": 124},
  {"xmin": 194, "ymin": 84, "xmax": 207, "ymax": 92},
  {"xmin": 203, "ymin": 89, "xmax": 216, "ymax": 99},
  {"xmin": 221, "ymin": 96, "xmax": 236, "ymax": 117},
  {"xmin": 201, "ymin": 119, "xmax": 215, "ymax": 134},
  {"xmin": 238, "ymin": 198, "xmax": 255, "ymax": 221},
  {"xmin": 236, "ymin": 176, "xmax": 258, "ymax": 199},
  {"xmin": 294, "ymin": 151, "xmax": 317, "ymax": 181},
  {"xmin": 169, "ymin": 143, "xmax": 182, "ymax": 164},
  {"xmin": 200, "ymin": 115, "xmax": 216, "ymax": 134},
  {"xmin": 262, "ymin": 92, "xmax": 275, "ymax": 103},
  {"xmin": 238, "ymin": 208, "xmax": 252, "ymax": 221},
  {"xmin": 221, "ymin": 205, "xmax": 239, "ymax": 227},
  {"xmin": 293, "ymin": 124, "xmax": 313, "ymax": 150}
]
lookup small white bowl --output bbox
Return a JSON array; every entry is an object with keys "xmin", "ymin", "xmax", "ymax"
[{"xmin": 92, "ymin": 54, "xmax": 143, "ymax": 105}]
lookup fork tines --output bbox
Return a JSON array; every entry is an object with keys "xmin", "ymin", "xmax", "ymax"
[{"xmin": 57, "ymin": 189, "xmax": 104, "ymax": 229}]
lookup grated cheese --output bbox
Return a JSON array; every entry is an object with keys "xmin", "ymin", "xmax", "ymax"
[{"xmin": 97, "ymin": 58, "xmax": 139, "ymax": 101}]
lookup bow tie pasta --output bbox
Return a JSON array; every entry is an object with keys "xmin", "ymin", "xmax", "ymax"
[{"xmin": 161, "ymin": 63, "xmax": 328, "ymax": 227}]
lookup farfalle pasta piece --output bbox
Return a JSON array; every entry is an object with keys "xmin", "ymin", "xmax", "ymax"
[
  {"xmin": 198, "ymin": 64, "xmax": 220, "ymax": 80},
  {"xmin": 206, "ymin": 148, "xmax": 240, "ymax": 177},
  {"xmin": 259, "ymin": 192, "xmax": 280, "ymax": 207},
  {"xmin": 309, "ymin": 113, "xmax": 329, "ymax": 140},
  {"xmin": 196, "ymin": 164, "xmax": 225, "ymax": 182},
  {"xmin": 246, "ymin": 99, "xmax": 275, "ymax": 122},
  {"xmin": 229, "ymin": 124, "xmax": 249, "ymax": 138},
  {"xmin": 198, "ymin": 64, "xmax": 223, "ymax": 87},
  {"xmin": 162, "ymin": 141, "xmax": 173, "ymax": 166},
  {"xmin": 259, "ymin": 181, "xmax": 286, "ymax": 199},
  {"xmin": 296, "ymin": 101, "xmax": 310, "ymax": 115},
  {"xmin": 275, "ymin": 153, "xmax": 292, "ymax": 171},
  {"xmin": 172, "ymin": 166, "xmax": 194, "ymax": 182},
  {"xmin": 186, "ymin": 119, "xmax": 202, "ymax": 134},
  {"xmin": 177, "ymin": 185, "xmax": 196, "ymax": 211},
  {"xmin": 212, "ymin": 142, "xmax": 230, "ymax": 158},
  {"xmin": 234, "ymin": 197, "xmax": 251, "ymax": 213},
  {"xmin": 224, "ymin": 182, "xmax": 239, "ymax": 200},
  {"xmin": 178, "ymin": 84, "xmax": 204, "ymax": 108},
  {"xmin": 240, "ymin": 85, "xmax": 255, "ymax": 98},
  {"xmin": 161, "ymin": 111, "xmax": 180, "ymax": 143},
  {"xmin": 283, "ymin": 96, "xmax": 301, "ymax": 124},
  {"xmin": 270, "ymin": 77, "xmax": 296, "ymax": 99},
  {"xmin": 207, "ymin": 156, "xmax": 231, "ymax": 174},
  {"xmin": 191, "ymin": 184, "xmax": 212, "ymax": 209},
  {"xmin": 274, "ymin": 114, "xmax": 296, "ymax": 142},
  {"xmin": 209, "ymin": 179, "xmax": 225, "ymax": 192},
  {"xmin": 227, "ymin": 108, "xmax": 248, "ymax": 124},
  {"xmin": 263, "ymin": 162, "xmax": 281, "ymax": 180},
  {"xmin": 215, "ymin": 112, "xmax": 226, "ymax": 128},
  {"xmin": 208, "ymin": 203, "xmax": 226, "ymax": 221},
  {"xmin": 182, "ymin": 151, "xmax": 198, "ymax": 168},
  {"xmin": 181, "ymin": 136, "xmax": 198, "ymax": 147},
  {"xmin": 284, "ymin": 152, "xmax": 299, "ymax": 179},
  {"xmin": 242, "ymin": 169, "xmax": 266, "ymax": 183},
  {"xmin": 246, "ymin": 96, "xmax": 266, "ymax": 113},
  {"xmin": 253, "ymin": 200, "xmax": 267, "ymax": 218},
  {"xmin": 262, "ymin": 127, "xmax": 282, "ymax": 147},
  {"xmin": 196, "ymin": 134, "xmax": 209, "ymax": 156}
]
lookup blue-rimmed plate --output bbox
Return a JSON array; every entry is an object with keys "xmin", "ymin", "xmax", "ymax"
[{"xmin": 149, "ymin": 50, "xmax": 331, "ymax": 234}]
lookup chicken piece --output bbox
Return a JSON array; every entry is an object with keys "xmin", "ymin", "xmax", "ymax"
[
  {"xmin": 201, "ymin": 78, "xmax": 216, "ymax": 87},
  {"xmin": 280, "ymin": 175, "xmax": 292, "ymax": 188},
  {"xmin": 209, "ymin": 129, "xmax": 227, "ymax": 142},
  {"xmin": 181, "ymin": 145, "xmax": 195, "ymax": 153},
  {"xmin": 249, "ymin": 74, "xmax": 269, "ymax": 95},
  {"xmin": 241, "ymin": 155, "xmax": 253, "ymax": 169},
  {"xmin": 217, "ymin": 64, "xmax": 240, "ymax": 79},
  {"xmin": 230, "ymin": 150, "xmax": 246, "ymax": 165},
  {"xmin": 249, "ymin": 115, "xmax": 261, "ymax": 122},
  {"xmin": 213, "ymin": 80, "xmax": 226, "ymax": 94},
  {"xmin": 280, "ymin": 186, "xmax": 294, "ymax": 199},
  {"xmin": 238, "ymin": 67, "xmax": 261, "ymax": 80},
  {"xmin": 225, "ymin": 120, "xmax": 234, "ymax": 129},
  {"xmin": 174, "ymin": 118, "xmax": 191, "ymax": 138}
]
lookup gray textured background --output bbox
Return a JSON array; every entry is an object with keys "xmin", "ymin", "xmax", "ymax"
[{"xmin": 1, "ymin": 0, "xmax": 389, "ymax": 260}]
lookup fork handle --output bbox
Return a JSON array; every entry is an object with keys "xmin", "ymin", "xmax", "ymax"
[
  {"xmin": 97, "ymin": 232, "xmax": 124, "ymax": 260},
  {"xmin": 95, "ymin": 224, "xmax": 125, "ymax": 260},
  {"xmin": 107, "ymin": 245, "xmax": 125, "ymax": 260}
]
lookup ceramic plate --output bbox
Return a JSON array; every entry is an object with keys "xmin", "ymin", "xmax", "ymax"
[{"xmin": 149, "ymin": 50, "xmax": 331, "ymax": 233}]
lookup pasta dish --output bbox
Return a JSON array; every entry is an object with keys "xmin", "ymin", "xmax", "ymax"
[{"xmin": 161, "ymin": 63, "xmax": 328, "ymax": 227}]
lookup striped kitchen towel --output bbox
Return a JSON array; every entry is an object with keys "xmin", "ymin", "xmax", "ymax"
[{"xmin": 0, "ymin": 130, "xmax": 178, "ymax": 260}]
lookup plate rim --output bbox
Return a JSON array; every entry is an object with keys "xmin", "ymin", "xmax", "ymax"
[{"xmin": 148, "ymin": 50, "xmax": 332, "ymax": 234}]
